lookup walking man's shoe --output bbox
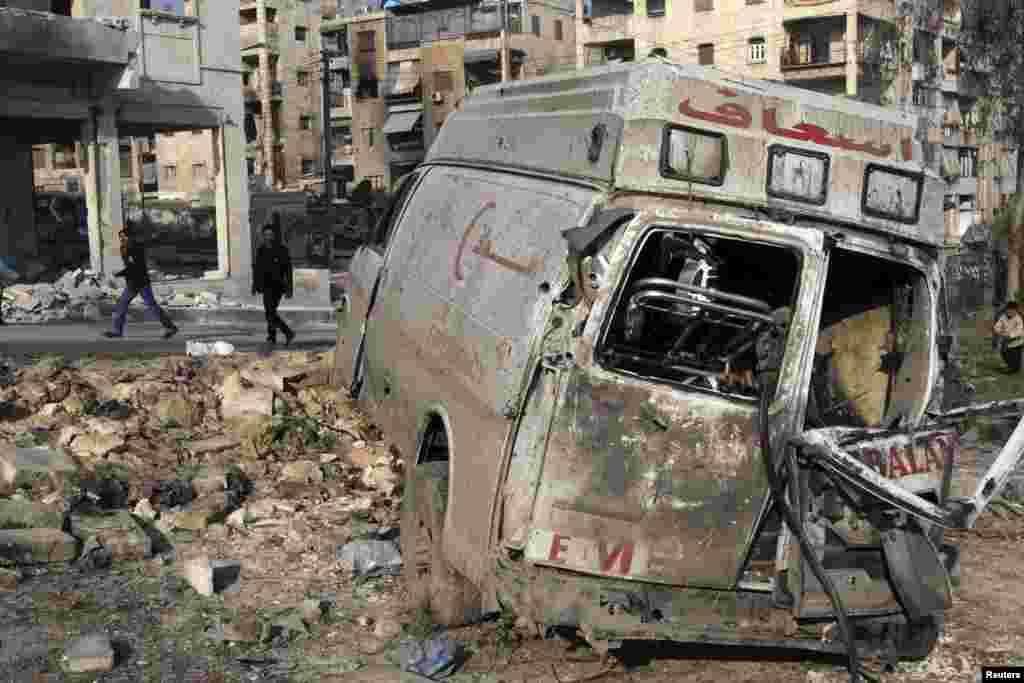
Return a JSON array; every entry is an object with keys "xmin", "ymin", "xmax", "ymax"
[
  {"xmin": 284, "ymin": 329, "xmax": 296, "ymax": 347},
  {"xmin": 163, "ymin": 325, "xmax": 179, "ymax": 340},
  {"xmin": 103, "ymin": 331, "xmax": 123, "ymax": 339}
]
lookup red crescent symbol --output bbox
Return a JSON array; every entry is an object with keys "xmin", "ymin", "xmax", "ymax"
[{"xmin": 453, "ymin": 200, "xmax": 496, "ymax": 283}]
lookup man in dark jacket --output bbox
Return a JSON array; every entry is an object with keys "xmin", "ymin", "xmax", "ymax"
[
  {"xmin": 252, "ymin": 223, "xmax": 295, "ymax": 346},
  {"xmin": 104, "ymin": 224, "xmax": 178, "ymax": 339}
]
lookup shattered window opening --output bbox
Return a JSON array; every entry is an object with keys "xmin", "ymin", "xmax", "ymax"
[
  {"xmin": 598, "ymin": 227, "xmax": 801, "ymax": 401},
  {"xmin": 808, "ymin": 248, "xmax": 932, "ymax": 430}
]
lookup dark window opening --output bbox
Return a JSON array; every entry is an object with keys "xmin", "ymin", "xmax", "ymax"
[
  {"xmin": 295, "ymin": 26, "xmax": 308, "ymax": 42},
  {"xmin": 808, "ymin": 250, "xmax": 930, "ymax": 429},
  {"xmin": 648, "ymin": 0, "xmax": 665, "ymax": 16},
  {"xmin": 554, "ymin": 19, "xmax": 563, "ymax": 41},
  {"xmin": 698, "ymin": 43, "xmax": 714, "ymax": 65},
  {"xmin": 531, "ymin": 15, "xmax": 541, "ymax": 36},
  {"xmin": 598, "ymin": 228, "xmax": 799, "ymax": 401}
]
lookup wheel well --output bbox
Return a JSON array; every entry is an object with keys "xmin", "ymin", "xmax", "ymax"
[{"xmin": 417, "ymin": 413, "xmax": 450, "ymax": 464}]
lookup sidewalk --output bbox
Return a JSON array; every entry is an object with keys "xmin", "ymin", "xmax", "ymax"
[{"xmin": 96, "ymin": 301, "xmax": 339, "ymax": 327}]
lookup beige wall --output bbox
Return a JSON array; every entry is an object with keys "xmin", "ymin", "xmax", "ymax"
[
  {"xmin": 422, "ymin": 40, "xmax": 466, "ymax": 149},
  {"xmin": 155, "ymin": 130, "xmax": 217, "ymax": 196}
]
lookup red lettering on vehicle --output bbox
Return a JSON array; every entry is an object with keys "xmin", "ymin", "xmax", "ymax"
[
  {"xmin": 548, "ymin": 534, "xmax": 570, "ymax": 563},
  {"xmin": 598, "ymin": 541, "xmax": 635, "ymax": 575},
  {"xmin": 890, "ymin": 446, "xmax": 912, "ymax": 477}
]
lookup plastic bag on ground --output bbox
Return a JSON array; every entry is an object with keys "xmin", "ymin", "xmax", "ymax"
[
  {"xmin": 335, "ymin": 539, "xmax": 402, "ymax": 578},
  {"xmin": 398, "ymin": 635, "xmax": 460, "ymax": 679},
  {"xmin": 187, "ymin": 340, "xmax": 235, "ymax": 357}
]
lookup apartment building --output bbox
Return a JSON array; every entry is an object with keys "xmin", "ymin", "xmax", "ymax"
[
  {"xmin": 320, "ymin": 0, "xmax": 576, "ymax": 194},
  {"xmin": 574, "ymin": 0, "xmax": 1017, "ymax": 245}
]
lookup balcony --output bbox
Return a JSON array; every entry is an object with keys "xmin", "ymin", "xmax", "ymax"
[
  {"xmin": 780, "ymin": 40, "xmax": 863, "ymax": 81},
  {"xmin": 330, "ymin": 87, "xmax": 353, "ymax": 118},
  {"xmin": 386, "ymin": 4, "xmax": 508, "ymax": 49}
]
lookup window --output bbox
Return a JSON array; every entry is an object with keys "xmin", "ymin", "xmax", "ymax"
[
  {"xmin": 163, "ymin": 165, "xmax": 177, "ymax": 181},
  {"xmin": 297, "ymin": 71, "xmax": 309, "ymax": 86},
  {"xmin": 301, "ymin": 158, "xmax": 315, "ymax": 175},
  {"xmin": 32, "ymin": 147, "xmax": 46, "ymax": 170},
  {"xmin": 554, "ymin": 19, "xmax": 563, "ymax": 41},
  {"xmin": 698, "ymin": 43, "xmax": 714, "ymax": 65},
  {"xmin": 647, "ymin": 0, "xmax": 665, "ymax": 15},
  {"xmin": 749, "ymin": 37, "xmax": 766, "ymax": 64},
  {"xmin": 370, "ymin": 171, "xmax": 420, "ymax": 252},
  {"xmin": 246, "ymin": 158, "xmax": 256, "ymax": 176},
  {"xmin": 767, "ymin": 145, "xmax": 830, "ymax": 205},
  {"xmin": 243, "ymin": 72, "xmax": 251, "ymax": 86},
  {"xmin": 944, "ymin": 124, "xmax": 958, "ymax": 137},
  {"xmin": 358, "ymin": 30, "xmax": 376, "ymax": 55},
  {"xmin": 960, "ymin": 148, "xmax": 977, "ymax": 178},
  {"xmin": 364, "ymin": 127, "xmax": 376, "ymax": 148},
  {"xmin": 912, "ymin": 84, "xmax": 929, "ymax": 107},
  {"xmin": 695, "ymin": 0, "xmax": 713, "ymax": 11},
  {"xmin": 598, "ymin": 227, "xmax": 799, "ymax": 401},
  {"xmin": 295, "ymin": 26, "xmax": 308, "ymax": 42},
  {"xmin": 140, "ymin": 0, "xmax": 185, "ymax": 14},
  {"xmin": 661, "ymin": 125, "xmax": 726, "ymax": 185},
  {"xmin": 119, "ymin": 145, "xmax": 134, "ymax": 179},
  {"xmin": 862, "ymin": 164, "xmax": 923, "ymax": 224},
  {"xmin": 531, "ymin": 15, "xmax": 541, "ymax": 36},
  {"xmin": 300, "ymin": 114, "xmax": 313, "ymax": 130},
  {"xmin": 192, "ymin": 163, "xmax": 207, "ymax": 182}
]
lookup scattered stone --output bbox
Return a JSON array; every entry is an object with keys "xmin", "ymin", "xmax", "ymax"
[
  {"xmin": 0, "ymin": 528, "xmax": 79, "ymax": 564},
  {"xmin": 0, "ymin": 499, "xmax": 65, "ymax": 530},
  {"xmin": 192, "ymin": 467, "xmax": 228, "ymax": 497},
  {"xmin": 93, "ymin": 400, "xmax": 132, "ymax": 419},
  {"xmin": 241, "ymin": 365, "xmax": 308, "ymax": 393},
  {"xmin": 155, "ymin": 394, "xmax": 204, "ymax": 428},
  {"xmin": 335, "ymin": 540, "xmax": 403, "ymax": 578},
  {"xmin": 71, "ymin": 432, "xmax": 125, "ymax": 458},
  {"xmin": 220, "ymin": 372, "xmax": 274, "ymax": 420},
  {"xmin": 223, "ymin": 615, "xmax": 262, "ymax": 643},
  {"xmin": 133, "ymin": 499, "xmax": 157, "ymax": 521},
  {"xmin": 155, "ymin": 480, "xmax": 195, "ymax": 510},
  {"xmin": 279, "ymin": 460, "xmax": 324, "ymax": 484},
  {"xmin": 225, "ymin": 507, "xmax": 248, "ymax": 528},
  {"xmin": 70, "ymin": 510, "xmax": 152, "ymax": 561},
  {"xmin": 181, "ymin": 555, "xmax": 242, "ymax": 596},
  {"xmin": 62, "ymin": 632, "xmax": 114, "ymax": 674},
  {"xmin": 357, "ymin": 636, "xmax": 387, "ymax": 655},
  {"xmin": 187, "ymin": 434, "xmax": 240, "ymax": 456},
  {"xmin": 301, "ymin": 598, "xmax": 324, "ymax": 625},
  {"xmin": 79, "ymin": 477, "xmax": 130, "ymax": 510},
  {"xmin": 374, "ymin": 618, "xmax": 402, "ymax": 640},
  {"xmin": 39, "ymin": 403, "xmax": 64, "ymax": 418}
]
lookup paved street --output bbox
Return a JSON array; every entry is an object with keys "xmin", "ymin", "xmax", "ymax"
[{"xmin": 0, "ymin": 320, "xmax": 338, "ymax": 359}]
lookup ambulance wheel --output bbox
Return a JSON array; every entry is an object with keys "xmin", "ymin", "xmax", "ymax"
[{"xmin": 401, "ymin": 459, "xmax": 481, "ymax": 627}]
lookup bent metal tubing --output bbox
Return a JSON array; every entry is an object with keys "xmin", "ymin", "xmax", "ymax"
[{"xmin": 793, "ymin": 411, "xmax": 1024, "ymax": 530}]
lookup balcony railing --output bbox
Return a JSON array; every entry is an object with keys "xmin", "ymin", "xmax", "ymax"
[{"xmin": 386, "ymin": 5, "xmax": 511, "ymax": 49}]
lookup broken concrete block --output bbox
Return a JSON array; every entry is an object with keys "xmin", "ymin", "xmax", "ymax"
[
  {"xmin": 279, "ymin": 460, "xmax": 324, "ymax": 484},
  {"xmin": 70, "ymin": 432, "xmax": 125, "ymax": 458},
  {"xmin": 187, "ymin": 434, "xmax": 240, "ymax": 456},
  {"xmin": 62, "ymin": 632, "xmax": 114, "ymax": 673},
  {"xmin": 70, "ymin": 511, "xmax": 152, "ymax": 561},
  {"xmin": 0, "ymin": 500, "xmax": 65, "ymax": 530},
  {"xmin": 241, "ymin": 365, "xmax": 307, "ymax": 393},
  {"xmin": 154, "ymin": 395, "xmax": 204, "ymax": 429},
  {"xmin": 133, "ymin": 499, "xmax": 157, "ymax": 521},
  {"xmin": 191, "ymin": 467, "xmax": 227, "ymax": 497},
  {"xmin": 181, "ymin": 555, "xmax": 241, "ymax": 596},
  {"xmin": 0, "ymin": 566, "xmax": 18, "ymax": 591},
  {"xmin": 0, "ymin": 528, "xmax": 79, "ymax": 564},
  {"xmin": 373, "ymin": 618, "xmax": 402, "ymax": 640}
]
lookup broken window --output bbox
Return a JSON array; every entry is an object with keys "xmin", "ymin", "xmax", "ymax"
[
  {"xmin": 808, "ymin": 249, "xmax": 932, "ymax": 429},
  {"xmin": 598, "ymin": 227, "xmax": 800, "ymax": 401}
]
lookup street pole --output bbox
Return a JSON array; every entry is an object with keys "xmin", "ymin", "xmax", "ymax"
[
  {"xmin": 500, "ymin": 0, "xmax": 511, "ymax": 82},
  {"xmin": 321, "ymin": 49, "xmax": 334, "ymax": 204}
]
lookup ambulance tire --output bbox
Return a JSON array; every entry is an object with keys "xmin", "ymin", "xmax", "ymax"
[{"xmin": 401, "ymin": 460, "xmax": 481, "ymax": 628}]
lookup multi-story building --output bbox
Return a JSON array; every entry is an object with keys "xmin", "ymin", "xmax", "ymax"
[
  {"xmin": 320, "ymin": 0, "xmax": 576, "ymax": 194},
  {"xmin": 573, "ymin": 0, "xmax": 1017, "ymax": 245}
]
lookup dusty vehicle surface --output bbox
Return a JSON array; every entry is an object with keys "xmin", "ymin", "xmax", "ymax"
[{"xmin": 333, "ymin": 60, "xmax": 1024, "ymax": 680}]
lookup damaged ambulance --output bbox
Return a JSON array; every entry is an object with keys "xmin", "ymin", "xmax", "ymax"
[{"xmin": 331, "ymin": 60, "xmax": 1024, "ymax": 680}]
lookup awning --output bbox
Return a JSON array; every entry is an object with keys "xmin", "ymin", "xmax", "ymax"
[{"xmin": 383, "ymin": 110, "xmax": 422, "ymax": 135}]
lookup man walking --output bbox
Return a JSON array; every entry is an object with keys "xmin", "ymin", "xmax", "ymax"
[
  {"xmin": 993, "ymin": 301, "xmax": 1024, "ymax": 373},
  {"xmin": 104, "ymin": 223, "xmax": 179, "ymax": 339},
  {"xmin": 252, "ymin": 222, "xmax": 296, "ymax": 346}
]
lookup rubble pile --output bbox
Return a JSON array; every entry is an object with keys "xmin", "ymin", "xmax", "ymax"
[
  {"xmin": 0, "ymin": 350, "xmax": 410, "ymax": 675},
  {"xmin": 0, "ymin": 268, "xmax": 246, "ymax": 323}
]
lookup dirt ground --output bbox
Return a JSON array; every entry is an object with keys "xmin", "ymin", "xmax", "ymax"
[{"xmin": 0, "ymin": 342, "xmax": 1022, "ymax": 683}]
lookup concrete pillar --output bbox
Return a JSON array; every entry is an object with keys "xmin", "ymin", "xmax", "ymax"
[
  {"xmin": 218, "ymin": 119, "xmax": 253, "ymax": 296},
  {"xmin": 0, "ymin": 137, "xmax": 37, "ymax": 261},
  {"xmin": 575, "ymin": 0, "xmax": 586, "ymax": 70},
  {"xmin": 81, "ymin": 105, "xmax": 126, "ymax": 276},
  {"xmin": 845, "ymin": 12, "xmax": 858, "ymax": 97},
  {"xmin": 259, "ymin": 48, "xmax": 277, "ymax": 186}
]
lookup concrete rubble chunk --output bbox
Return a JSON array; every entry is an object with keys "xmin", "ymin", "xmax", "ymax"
[
  {"xmin": 187, "ymin": 434, "xmax": 240, "ymax": 456},
  {"xmin": 0, "ymin": 528, "xmax": 79, "ymax": 564},
  {"xmin": 192, "ymin": 467, "xmax": 228, "ymax": 497},
  {"xmin": 220, "ymin": 372, "xmax": 274, "ymax": 421},
  {"xmin": 0, "ymin": 500, "xmax": 66, "ymax": 530},
  {"xmin": 241, "ymin": 364, "xmax": 308, "ymax": 393},
  {"xmin": 181, "ymin": 554, "xmax": 241, "ymax": 596},
  {"xmin": 70, "ymin": 432, "xmax": 125, "ymax": 458},
  {"xmin": 63, "ymin": 632, "xmax": 114, "ymax": 674},
  {"xmin": 154, "ymin": 394, "xmax": 204, "ymax": 428},
  {"xmin": 279, "ymin": 460, "xmax": 324, "ymax": 484},
  {"xmin": 2, "ymin": 445, "xmax": 79, "ymax": 494},
  {"xmin": 0, "ymin": 566, "xmax": 18, "ymax": 591},
  {"xmin": 70, "ymin": 511, "xmax": 152, "ymax": 561}
]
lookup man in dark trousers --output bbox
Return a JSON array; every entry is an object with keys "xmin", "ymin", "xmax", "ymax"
[
  {"xmin": 253, "ymin": 222, "xmax": 296, "ymax": 346},
  {"xmin": 104, "ymin": 223, "xmax": 179, "ymax": 339}
]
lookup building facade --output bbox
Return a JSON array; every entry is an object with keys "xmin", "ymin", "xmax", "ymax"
[
  {"xmin": 574, "ymin": 0, "xmax": 1017, "ymax": 245},
  {"xmin": 320, "ymin": 0, "xmax": 576, "ymax": 194},
  {"xmin": 9, "ymin": 0, "xmax": 252, "ymax": 291}
]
